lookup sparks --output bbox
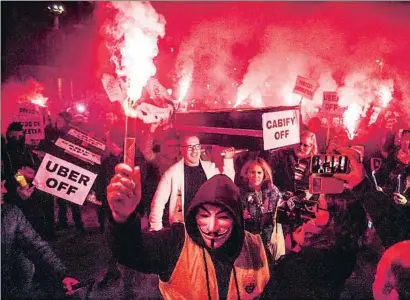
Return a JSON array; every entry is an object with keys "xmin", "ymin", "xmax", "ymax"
[
  {"xmin": 30, "ymin": 95, "xmax": 48, "ymax": 107},
  {"xmin": 343, "ymin": 103, "xmax": 362, "ymax": 140},
  {"xmin": 177, "ymin": 64, "xmax": 193, "ymax": 103},
  {"xmin": 101, "ymin": 1, "xmax": 166, "ymax": 116}
]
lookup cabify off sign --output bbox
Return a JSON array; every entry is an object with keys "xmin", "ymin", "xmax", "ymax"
[
  {"xmin": 262, "ymin": 109, "xmax": 300, "ymax": 150},
  {"xmin": 33, "ymin": 153, "xmax": 97, "ymax": 205},
  {"xmin": 293, "ymin": 76, "xmax": 319, "ymax": 100}
]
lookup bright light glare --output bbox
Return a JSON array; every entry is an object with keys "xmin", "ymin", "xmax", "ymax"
[
  {"xmin": 76, "ymin": 104, "xmax": 86, "ymax": 113},
  {"xmin": 167, "ymin": 89, "xmax": 172, "ymax": 95}
]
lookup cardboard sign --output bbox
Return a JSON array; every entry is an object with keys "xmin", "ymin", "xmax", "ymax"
[
  {"xmin": 322, "ymin": 92, "xmax": 339, "ymax": 114},
  {"xmin": 15, "ymin": 105, "xmax": 45, "ymax": 145},
  {"xmin": 33, "ymin": 153, "xmax": 97, "ymax": 205},
  {"xmin": 68, "ymin": 128, "xmax": 106, "ymax": 151},
  {"xmin": 262, "ymin": 109, "xmax": 300, "ymax": 150},
  {"xmin": 145, "ymin": 77, "xmax": 173, "ymax": 102},
  {"xmin": 55, "ymin": 138, "xmax": 101, "ymax": 165},
  {"xmin": 101, "ymin": 73, "xmax": 126, "ymax": 103},
  {"xmin": 293, "ymin": 76, "xmax": 319, "ymax": 100}
]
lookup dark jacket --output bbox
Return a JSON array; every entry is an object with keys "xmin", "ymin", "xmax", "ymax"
[
  {"xmin": 110, "ymin": 174, "xmax": 275, "ymax": 300},
  {"xmin": 1, "ymin": 144, "xmax": 40, "ymax": 204},
  {"xmin": 352, "ymin": 178, "xmax": 410, "ymax": 248},
  {"xmin": 1, "ymin": 204, "xmax": 68, "ymax": 299},
  {"xmin": 273, "ymin": 196, "xmax": 366, "ymax": 300},
  {"xmin": 272, "ymin": 149, "xmax": 311, "ymax": 193}
]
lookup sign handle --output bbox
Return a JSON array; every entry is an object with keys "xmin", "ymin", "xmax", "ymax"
[
  {"xmin": 326, "ymin": 116, "xmax": 331, "ymax": 150},
  {"xmin": 124, "ymin": 115, "xmax": 136, "ymax": 167},
  {"xmin": 298, "ymin": 96, "xmax": 304, "ymax": 129}
]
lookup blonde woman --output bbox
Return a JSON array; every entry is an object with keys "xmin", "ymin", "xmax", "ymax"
[
  {"xmin": 239, "ymin": 158, "xmax": 282, "ymax": 250},
  {"xmin": 274, "ymin": 130, "xmax": 318, "ymax": 193}
]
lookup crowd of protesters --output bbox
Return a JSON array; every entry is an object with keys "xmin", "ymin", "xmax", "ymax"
[{"xmin": 1, "ymin": 103, "xmax": 410, "ymax": 299}]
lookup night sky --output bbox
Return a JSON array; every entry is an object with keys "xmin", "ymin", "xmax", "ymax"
[
  {"xmin": 1, "ymin": 1, "xmax": 95, "ymax": 79},
  {"xmin": 2, "ymin": 1, "xmax": 410, "ymax": 121}
]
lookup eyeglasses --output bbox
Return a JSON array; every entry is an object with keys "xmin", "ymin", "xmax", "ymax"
[
  {"xmin": 182, "ymin": 144, "xmax": 201, "ymax": 151},
  {"xmin": 300, "ymin": 143, "xmax": 312, "ymax": 148}
]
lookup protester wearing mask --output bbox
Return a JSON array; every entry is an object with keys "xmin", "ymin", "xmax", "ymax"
[
  {"xmin": 1, "ymin": 175, "xmax": 79, "ymax": 299},
  {"xmin": 2, "ymin": 122, "xmax": 56, "ymax": 239},
  {"xmin": 107, "ymin": 171, "xmax": 275, "ymax": 299}
]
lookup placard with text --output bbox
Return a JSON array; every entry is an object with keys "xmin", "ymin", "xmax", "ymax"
[
  {"xmin": 33, "ymin": 153, "xmax": 97, "ymax": 205},
  {"xmin": 262, "ymin": 109, "xmax": 300, "ymax": 150},
  {"xmin": 293, "ymin": 76, "xmax": 319, "ymax": 100}
]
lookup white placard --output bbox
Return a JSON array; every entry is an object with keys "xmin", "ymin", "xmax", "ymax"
[
  {"xmin": 55, "ymin": 138, "xmax": 101, "ymax": 165},
  {"xmin": 293, "ymin": 75, "xmax": 319, "ymax": 100},
  {"xmin": 262, "ymin": 109, "xmax": 300, "ymax": 150},
  {"xmin": 33, "ymin": 153, "xmax": 97, "ymax": 205},
  {"xmin": 101, "ymin": 73, "xmax": 126, "ymax": 103},
  {"xmin": 15, "ymin": 105, "xmax": 45, "ymax": 144},
  {"xmin": 68, "ymin": 128, "xmax": 106, "ymax": 151},
  {"xmin": 322, "ymin": 91, "xmax": 339, "ymax": 114}
]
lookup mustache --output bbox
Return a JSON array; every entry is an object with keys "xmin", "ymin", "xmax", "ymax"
[{"xmin": 199, "ymin": 227, "xmax": 228, "ymax": 237}]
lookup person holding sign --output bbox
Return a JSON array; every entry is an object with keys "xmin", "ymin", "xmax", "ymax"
[{"xmin": 2, "ymin": 122, "xmax": 56, "ymax": 240}]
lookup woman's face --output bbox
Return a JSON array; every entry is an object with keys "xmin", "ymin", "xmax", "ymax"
[
  {"xmin": 297, "ymin": 135, "xmax": 314, "ymax": 158},
  {"xmin": 247, "ymin": 163, "xmax": 264, "ymax": 188}
]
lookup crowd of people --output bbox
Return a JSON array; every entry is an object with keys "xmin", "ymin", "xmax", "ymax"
[{"xmin": 1, "ymin": 105, "xmax": 410, "ymax": 299}]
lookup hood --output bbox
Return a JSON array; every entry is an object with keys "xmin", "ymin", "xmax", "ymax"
[{"xmin": 185, "ymin": 174, "xmax": 244, "ymax": 261}]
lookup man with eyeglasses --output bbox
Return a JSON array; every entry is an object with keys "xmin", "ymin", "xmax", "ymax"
[{"xmin": 149, "ymin": 133, "xmax": 236, "ymax": 231}]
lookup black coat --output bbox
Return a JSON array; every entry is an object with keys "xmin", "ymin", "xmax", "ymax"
[{"xmin": 1, "ymin": 204, "xmax": 68, "ymax": 298}]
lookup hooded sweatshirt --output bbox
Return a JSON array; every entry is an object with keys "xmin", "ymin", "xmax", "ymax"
[{"xmin": 110, "ymin": 174, "xmax": 274, "ymax": 300}]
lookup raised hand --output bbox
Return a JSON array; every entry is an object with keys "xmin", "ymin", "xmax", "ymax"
[
  {"xmin": 107, "ymin": 164, "xmax": 141, "ymax": 223},
  {"xmin": 333, "ymin": 147, "xmax": 366, "ymax": 190},
  {"xmin": 393, "ymin": 192, "xmax": 408, "ymax": 205},
  {"xmin": 62, "ymin": 277, "xmax": 80, "ymax": 295}
]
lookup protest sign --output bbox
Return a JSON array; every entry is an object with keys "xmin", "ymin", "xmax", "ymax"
[
  {"xmin": 293, "ymin": 76, "xmax": 319, "ymax": 100},
  {"xmin": 14, "ymin": 104, "xmax": 45, "ymax": 145},
  {"xmin": 33, "ymin": 153, "xmax": 97, "ymax": 205},
  {"xmin": 322, "ymin": 91, "xmax": 339, "ymax": 115},
  {"xmin": 67, "ymin": 128, "xmax": 106, "ymax": 151},
  {"xmin": 55, "ymin": 138, "xmax": 101, "ymax": 165},
  {"xmin": 262, "ymin": 109, "xmax": 300, "ymax": 150},
  {"xmin": 101, "ymin": 73, "xmax": 126, "ymax": 104}
]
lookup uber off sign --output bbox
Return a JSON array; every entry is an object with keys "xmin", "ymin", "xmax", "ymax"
[
  {"xmin": 33, "ymin": 153, "xmax": 97, "ymax": 205},
  {"xmin": 262, "ymin": 109, "xmax": 300, "ymax": 150},
  {"xmin": 322, "ymin": 92, "xmax": 339, "ymax": 114}
]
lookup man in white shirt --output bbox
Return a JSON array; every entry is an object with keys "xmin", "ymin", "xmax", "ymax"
[{"xmin": 149, "ymin": 134, "xmax": 235, "ymax": 231}]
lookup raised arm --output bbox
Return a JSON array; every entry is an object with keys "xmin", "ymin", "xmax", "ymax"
[
  {"xmin": 107, "ymin": 164, "xmax": 184, "ymax": 277},
  {"xmin": 221, "ymin": 147, "xmax": 236, "ymax": 181}
]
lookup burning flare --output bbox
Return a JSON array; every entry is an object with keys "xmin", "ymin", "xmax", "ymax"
[
  {"xmin": 343, "ymin": 103, "xmax": 362, "ymax": 140},
  {"xmin": 100, "ymin": 1, "xmax": 166, "ymax": 116}
]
